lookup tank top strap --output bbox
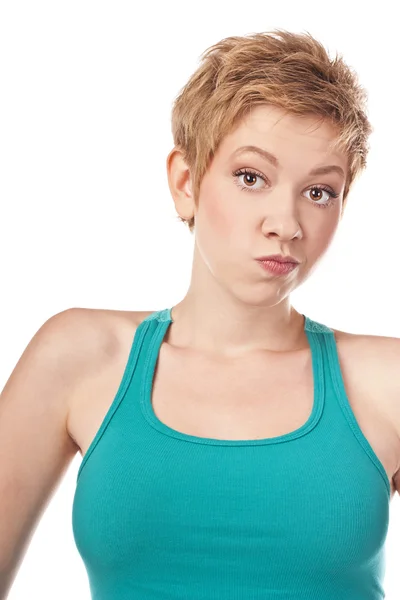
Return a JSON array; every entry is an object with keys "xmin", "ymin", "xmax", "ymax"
[
  {"xmin": 304, "ymin": 313, "xmax": 391, "ymax": 497},
  {"xmin": 149, "ymin": 307, "xmax": 172, "ymax": 323},
  {"xmin": 302, "ymin": 314, "xmax": 341, "ymax": 402},
  {"xmin": 303, "ymin": 314, "xmax": 344, "ymax": 393},
  {"xmin": 303, "ymin": 314, "xmax": 335, "ymax": 362},
  {"xmin": 303, "ymin": 315, "xmax": 333, "ymax": 335}
]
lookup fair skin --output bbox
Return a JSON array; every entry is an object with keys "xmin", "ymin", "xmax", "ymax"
[
  {"xmin": 1, "ymin": 104, "xmax": 400, "ymax": 597},
  {"xmin": 166, "ymin": 104, "xmax": 348, "ymax": 357}
]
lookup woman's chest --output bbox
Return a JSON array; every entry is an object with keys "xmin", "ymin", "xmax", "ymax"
[
  {"xmin": 152, "ymin": 346, "xmax": 398, "ymax": 495},
  {"xmin": 151, "ymin": 348, "xmax": 315, "ymax": 441},
  {"xmin": 69, "ymin": 327, "xmax": 400, "ymax": 501}
]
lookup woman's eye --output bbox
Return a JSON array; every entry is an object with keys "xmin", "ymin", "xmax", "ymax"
[
  {"xmin": 233, "ymin": 169, "xmax": 266, "ymax": 191},
  {"xmin": 303, "ymin": 187, "xmax": 339, "ymax": 207}
]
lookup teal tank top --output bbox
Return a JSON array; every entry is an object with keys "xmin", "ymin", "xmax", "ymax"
[{"xmin": 72, "ymin": 308, "xmax": 391, "ymax": 600}]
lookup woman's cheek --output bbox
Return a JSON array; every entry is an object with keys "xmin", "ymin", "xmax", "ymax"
[{"xmin": 202, "ymin": 193, "xmax": 238, "ymax": 237}]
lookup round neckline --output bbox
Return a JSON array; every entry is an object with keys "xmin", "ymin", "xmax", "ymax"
[{"xmin": 139, "ymin": 308, "xmax": 325, "ymax": 446}]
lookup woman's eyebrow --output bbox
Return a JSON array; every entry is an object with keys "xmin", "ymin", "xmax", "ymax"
[{"xmin": 231, "ymin": 145, "xmax": 345, "ymax": 178}]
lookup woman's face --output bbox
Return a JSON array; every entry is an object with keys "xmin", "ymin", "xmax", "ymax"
[{"xmin": 191, "ymin": 105, "xmax": 348, "ymax": 304}]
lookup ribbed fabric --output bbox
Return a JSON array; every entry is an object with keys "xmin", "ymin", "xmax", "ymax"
[{"xmin": 72, "ymin": 308, "xmax": 390, "ymax": 600}]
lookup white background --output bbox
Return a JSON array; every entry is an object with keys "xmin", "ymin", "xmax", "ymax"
[{"xmin": 1, "ymin": 0, "xmax": 399, "ymax": 598}]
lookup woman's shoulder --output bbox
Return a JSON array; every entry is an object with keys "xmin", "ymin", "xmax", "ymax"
[
  {"xmin": 326, "ymin": 320, "xmax": 400, "ymax": 385},
  {"xmin": 327, "ymin": 321, "xmax": 400, "ymax": 441},
  {"xmin": 57, "ymin": 306, "xmax": 157, "ymax": 372},
  {"xmin": 63, "ymin": 306, "xmax": 156, "ymax": 337},
  {"xmin": 60, "ymin": 307, "xmax": 157, "ymax": 449}
]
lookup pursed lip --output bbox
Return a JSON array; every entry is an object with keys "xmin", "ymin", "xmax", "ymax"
[{"xmin": 256, "ymin": 254, "xmax": 300, "ymax": 264}]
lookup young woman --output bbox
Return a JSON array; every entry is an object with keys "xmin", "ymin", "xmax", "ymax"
[{"xmin": 1, "ymin": 29, "xmax": 399, "ymax": 600}]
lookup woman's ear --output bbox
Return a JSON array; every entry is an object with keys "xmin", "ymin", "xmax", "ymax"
[{"xmin": 166, "ymin": 147, "xmax": 196, "ymax": 222}]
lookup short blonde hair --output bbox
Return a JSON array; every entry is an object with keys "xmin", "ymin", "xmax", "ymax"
[{"xmin": 170, "ymin": 29, "xmax": 373, "ymax": 233}]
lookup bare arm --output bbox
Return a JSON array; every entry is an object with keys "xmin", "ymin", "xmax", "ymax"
[{"xmin": 0, "ymin": 309, "xmax": 86, "ymax": 598}]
